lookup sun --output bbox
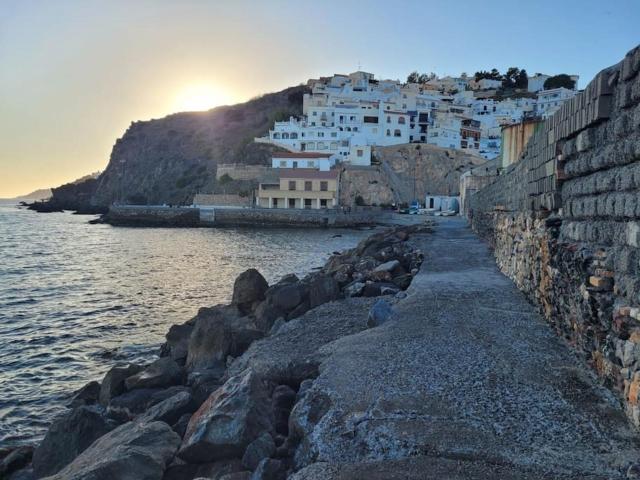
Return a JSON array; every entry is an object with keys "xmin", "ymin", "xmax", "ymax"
[{"xmin": 173, "ymin": 84, "xmax": 232, "ymax": 112}]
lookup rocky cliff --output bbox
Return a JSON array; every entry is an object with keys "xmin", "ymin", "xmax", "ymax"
[
  {"xmin": 86, "ymin": 86, "xmax": 307, "ymax": 208},
  {"xmin": 339, "ymin": 144, "xmax": 485, "ymax": 206}
]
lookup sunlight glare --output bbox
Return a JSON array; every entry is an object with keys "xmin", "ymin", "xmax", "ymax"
[{"xmin": 173, "ymin": 84, "xmax": 233, "ymax": 112}]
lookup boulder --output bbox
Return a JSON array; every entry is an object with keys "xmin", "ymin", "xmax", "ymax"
[
  {"xmin": 125, "ymin": 357, "xmax": 184, "ymax": 391},
  {"xmin": 269, "ymin": 318, "xmax": 286, "ymax": 336},
  {"xmin": 171, "ymin": 413, "xmax": 192, "ymax": 438},
  {"xmin": 186, "ymin": 305, "xmax": 263, "ymax": 371},
  {"xmin": 286, "ymin": 301, "xmax": 309, "ymax": 321},
  {"xmin": 108, "ymin": 386, "xmax": 191, "ymax": 421},
  {"xmin": 367, "ymin": 299, "xmax": 394, "ymax": 328},
  {"xmin": 32, "ymin": 405, "xmax": 118, "ymax": 477},
  {"xmin": 253, "ymin": 301, "xmax": 285, "ymax": 333},
  {"xmin": 68, "ymin": 380, "xmax": 100, "ymax": 408},
  {"xmin": 44, "ymin": 421, "xmax": 180, "ymax": 480},
  {"xmin": 250, "ymin": 459, "xmax": 286, "ymax": 480},
  {"xmin": 392, "ymin": 273, "xmax": 413, "ymax": 290},
  {"xmin": 99, "ymin": 363, "xmax": 144, "ymax": 405},
  {"xmin": 372, "ymin": 259, "xmax": 400, "ymax": 273},
  {"xmin": 137, "ymin": 391, "xmax": 196, "ymax": 426},
  {"xmin": 178, "ymin": 369, "xmax": 274, "ymax": 463},
  {"xmin": 187, "ymin": 364, "xmax": 227, "ymax": 405},
  {"xmin": 0, "ymin": 446, "xmax": 33, "ymax": 478},
  {"xmin": 307, "ymin": 275, "xmax": 340, "ymax": 308},
  {"xmin": 161, "ymin": 323, "xmax": 194, "ymax": 363},
  {"xmin": 241, "ymin": 432, "xmax": 276, "ymax": 470},
  {"xmin": 268, "ymin": 284, "xmax": 304, "ymax": 312},
  {"xmin": 362, "ymin": 282, "xmax": 399, "ymax": 297},
  {"xmin": 232, "ymin": 269, "xmax": 269, "ymax": 313},
  {"xmin": 220, "ymin": 473, "xmax": 252, "ymax": 480}
]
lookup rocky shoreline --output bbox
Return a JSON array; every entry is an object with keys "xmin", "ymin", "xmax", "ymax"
[{"xmin": 1, "ymin": 222, "xmax": 432, "ymax": 480}]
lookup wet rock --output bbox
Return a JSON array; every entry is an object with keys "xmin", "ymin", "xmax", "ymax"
[
  {"xmin": 125, "ymin": 357, "xmax": 184, "ymax": 391},
  {"xmin": 32, "ymin": 405, "xmax": 118, "ymax": 477},
  {"xmin": 232, "ymin": 269, "xmax": 269, "ymax": 313},
  {"xmin": 108, "ymin": 386, "xmax": 191, "ymax": 421},
  {"xmin": 186, "ymin": 305, "xmax": 263, "ymax": 371},
  {"xmin": 241, "ymin": 432, "xmax": 276, "ymax": 470},
  {"xmin": 137, "ymin": 391, "xmax": 196, "ymax": 426},
  {"xmin": 44, "ymin": 421, "xmax": 180, "ymax": 480},
  {"xmin": 178, "ymin": 369, "xmax": 274, "ymax": 463},
  {"xmin": 161, "ymin": 323, "xmax": 194, "ymax": 363},
  {"xmin": 250, "ymin": 458, "xmax": 286, "ymax": 480},
  {"xmin": 68, "ymin": 380, "xmax": 100, "ymax": 408},
  {"xmin": 307, "ymin": 274, "xmax": 340, "ymax": 308},
  {"xmin": 367, "ymin": 299, "xmax": 394, "ymax": 328},
  {"xmin": 99, "ymin": 363, "xmax": 144, "ymax": 405},
  {"xmin": 0, "ymin": 446, "xmax": 33, "ymax": 478},
  {"xmin": 254, "ymin": 301, "xmax": 285, "ymax": 333}
]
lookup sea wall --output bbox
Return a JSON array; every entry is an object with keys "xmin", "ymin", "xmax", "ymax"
[
  {"xmin": 468, "ymin": 45, "xmax": 640, "ymax": 425},
  {"xmin": 106, "ymin": 206, "xmax": 200, "ymax": 227},
  {"xmin": 200, "ymin": 207, "xmax": 386, "ymax": 228}
]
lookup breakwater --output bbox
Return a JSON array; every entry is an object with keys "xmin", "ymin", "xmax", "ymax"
[{"xmin": 105, "ymin": 205, "xmax": 388, "ymax": 228}]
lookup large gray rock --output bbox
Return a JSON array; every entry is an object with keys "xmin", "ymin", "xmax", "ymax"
[
  {"xmin": 125, "ymin": 357, "xmax": 184, "ymax": 391},
  {"xmin": 162, "ymin": 459, "xmax": 245, "ymax": 480},
  {"xmin": 372, "ymin": 259, "xmax": 401, "ymax": 273},
  {"xmin": 137, "ymin": 391, "xmax": 196, "ymax": 426},
  {"xmin": 250, "ymin": 459, "xmax": 285, "ymax": 480},
  {"xmin": 253, "ymin": 302, "xmax": 285, "ymax": 333},
  {"xmin": 241, "ymin": 432, "xmax": 275, "ymax": 470},
  {"xmin": 43, "ymin": 421, "xmax": 180, "ymax": 480},
  {"xmin": 108, "ymin": 386, "xmax": 191, "ymax": 421},
  {"xmin": 68, "ymin": 381, "xmax": 101, "ymax": 408},
  {"xmin": 267, "ymin": 283, "xmax": 304, "ymax": 312},
  {"xmin": 186, "ymin": 305, "xmax": 263, "ymax": 371},
  {"xmin": 307, "ymin": 274, "xmax": 340, "ymax": 308},
  {"xmin": 32, "ymin": 405, "xmax": 118, "ymax": 477},
  {"xmin": 178, "ymin": 369, "xmax": 274, "ymax": 463},
  {"xmin": 232, "ymin": 269, "xmax": 269, "ymax": 313},
  {"xmin": 0, "ymin": 446, "xmax": 33, "ymax": 478},
  {"xmin": 161, "ymin": 323, "xmax": 194, "ymax": 363},
  {"xmin": 99, "ymin": 363, "xmax": 144, "ymax": 405}
]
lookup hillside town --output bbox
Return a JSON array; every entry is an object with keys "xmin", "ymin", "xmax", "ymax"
[{"xmin": 256, "ymin": 69, "xmax": 579, "ymax": 165}]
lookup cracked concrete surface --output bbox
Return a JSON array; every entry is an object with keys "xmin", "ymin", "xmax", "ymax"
[{"xmin": 290, "ymin": 217, "xmax": 640, "ymax": 479}]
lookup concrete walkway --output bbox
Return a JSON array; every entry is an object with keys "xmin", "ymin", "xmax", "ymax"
[{"xmin": 294, "ymin": 217, "xmax": 640, "ymax": 479}]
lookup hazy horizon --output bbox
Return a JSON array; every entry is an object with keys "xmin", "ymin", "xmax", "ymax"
[{"xmin": 1, "ymin": 0, "xmax": 639, "ymax": 197}]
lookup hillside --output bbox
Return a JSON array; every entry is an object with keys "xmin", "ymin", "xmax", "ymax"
[
  {"xmin": 339, "ymin": 144, "xmax": 486, "ymax": 206},
  {"xmin": 90, "ymin": 86, "xmax": 307, "ymax": 207}
]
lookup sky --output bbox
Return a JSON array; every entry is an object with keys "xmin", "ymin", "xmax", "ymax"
[{"xmin": 0, "ymin": 0, "xmax": 638, "ymax": 197}]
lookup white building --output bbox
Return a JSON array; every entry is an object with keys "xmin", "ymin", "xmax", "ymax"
[
  {"xmin": 272, "ymin": 152, "xmax": 338, "ymax": 171},
  {"xmin": 527, "ymin": 73, "xmax": 551, "ymax": 93},
  {"xmin": 536, "ymin": 87, "xmax": 577, "ymax": 118}
]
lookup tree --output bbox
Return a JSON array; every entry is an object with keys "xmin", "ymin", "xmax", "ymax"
[
  {"xmin": 407, "ymin": 71, "xmax": 420, "ymax": 83},
  {"xmin": 417, "ymin": 73, "xmax": 430, "ymax": 83},
  {"xmin": 543, "ymin": 74, "xmax": 576, "ymax": 90},
  {"xmin": 515, "ymin": 69, "xmax": 528, "ymax": 89},
  {"xmin": 502, "ymin": 67, "xmax": 521, "ymax": 88}
]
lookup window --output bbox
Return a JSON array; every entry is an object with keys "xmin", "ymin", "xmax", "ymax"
[
  {"xmin": 320, "ymin": 181, "xmax": 328, "ymax": 191},
  {"xmin": 317, "ymin": 142, "xmax": 327, "ymax": 150},
  {"xmin": 320, "ymin": 199, "xmax": 328, "ymax": 208},
  {"xmin": 292, "ymin": 161, "xmax": 298, "ymax": 168},
  {"xmin": 387, "ymin": 116, "xmax": 391, "ymax": 123},
  {"xmin": 282, "ymin": 133, "xmax": 289, "ymax": 139},
  {"xmin": 279, "ymin": 160, "xmax": 286, "ymax": 167},
  {"xmin": 273, "ymin": 198, "xmax": 279, "ymax": 208},
  {"xmin": 353, "ymin": 127, "xmax": 358, "ymax": 132},
  {"xmin": 331, "ymin": 132, "xmax": 337, "ymax": 137},
  {"xmin": 398, "ymin": 117, "xmax": 406, "ymax": 125},
  {"xmin": 312, "ymin": 111, "xmax": 317, "ymax": 116},
  {"xmin": 330, "ymin": 142, "xmax": 338, "ymax": 150},
  {"xmin": 290, "ymin": 132, "xmax": 298, "ymax": 139},
  {"xmin": 386, "ymin": 129, "xmax": 391, "ymax": 136},
  {"xmin": 304, "ymin": 181, "xmax": 312, "ymax": 191},
  {"xmin": 318, "ymin": 132, "xmax": 324, "ymax": 137},
  {"xmin": 394, "ymin": 129, "xmax": 401, "ymax": 137},
  {"xmin": 273, "ymin": 133, "xmax": 280, "ymax": 139},
  {"xmin": 357, "ymin": 149, "xmax": 363, "ymax": 157},
  {"xmin": 288, "ymin": 198, "xmax": 296, "ymax": 208},
  {"xmin": 288, "ymin": 181, "xmax": 296, "ymax": 191},
  {"xmin": 306, "ymin": 142, "xmax": 315, "ymax": 149},
  {"xmin": 304, "ymin": 199, "xmax": 313, "ymax": 209}
]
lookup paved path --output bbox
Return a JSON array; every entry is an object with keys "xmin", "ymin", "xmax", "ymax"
[{"xmin": 294, "ymin": 217, "xmax": 640, "ymax": 479}]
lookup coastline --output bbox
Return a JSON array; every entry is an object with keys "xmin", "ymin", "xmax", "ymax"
[{"xmin": 1, "ymin": 222, "xmax": 430, "ymax": 479}]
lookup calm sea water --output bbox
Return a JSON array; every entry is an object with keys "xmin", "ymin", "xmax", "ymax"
[{"xmin": 0, "ymin": 204, "xmax": 372, "ymax": 448}]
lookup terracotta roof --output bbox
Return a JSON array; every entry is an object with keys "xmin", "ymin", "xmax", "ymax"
[
  {"xmin": 272, "ymin": 152, "xmax": 333, "ymax": 159},
  {"xmin": 278, "ymin": 168, "xmax": 339, "ymax": 180}
]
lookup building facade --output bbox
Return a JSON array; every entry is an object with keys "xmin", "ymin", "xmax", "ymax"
[{"xmin": 257, "ymin": 169, "xmax": 339, "ymax": 209}]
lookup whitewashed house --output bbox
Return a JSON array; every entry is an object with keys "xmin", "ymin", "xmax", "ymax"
[{"xmin": 272, "ymin": 152, "xmax": 338, "ymax": 171}]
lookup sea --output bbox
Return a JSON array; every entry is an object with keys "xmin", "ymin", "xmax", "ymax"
[{"xmin": 0, "ymin": 203, "xmax": 372, "ymax": 448}]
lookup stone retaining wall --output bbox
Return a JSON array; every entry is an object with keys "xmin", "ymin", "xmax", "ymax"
[
  {"xmin": 106, "ymin": 206, "xmax": 200, "ymax": 227},
  {"xmin": 468, "ymin": 45, "xmax": 640, "ymax": 426}
]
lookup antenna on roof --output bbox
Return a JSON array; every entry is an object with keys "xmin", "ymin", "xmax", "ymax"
[{"xmin": 357, "ymin": 60, "xmax": 362, "ymax": 71}]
